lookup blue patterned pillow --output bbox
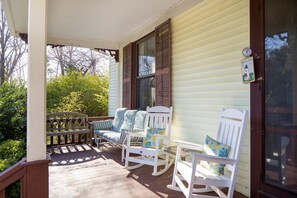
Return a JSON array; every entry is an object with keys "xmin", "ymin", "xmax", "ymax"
[
  {"xmin": 143, "ymin": 128, "xmax": 165, "ymax": 149},
  {"xmin": 201, "ymin": 135, "xmax": 230, "ymax": 175}
]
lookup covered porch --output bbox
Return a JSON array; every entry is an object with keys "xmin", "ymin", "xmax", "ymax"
[{"xmin": 1, "ymin": 0, "xmax": 253, "ymax": 197}]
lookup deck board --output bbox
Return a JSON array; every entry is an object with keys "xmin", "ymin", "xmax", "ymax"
[{"xmin": 49, "ymin": 144, "xmax": 248, "ymax": 198}]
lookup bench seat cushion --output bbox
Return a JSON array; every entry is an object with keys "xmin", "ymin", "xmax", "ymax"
[
  {"xmin": 94, "ymin": 129, "xmax": 118, "ymax": 136},
  {"xmin": 102, "ymin": 132, "xmax": 121, "ymax": 144}
]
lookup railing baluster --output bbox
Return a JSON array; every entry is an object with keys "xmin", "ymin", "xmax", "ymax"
[
  {"xmin": 58, "ymin": 135, "xmax": 61, "ymax": 145},
  {"xmin": 20, "ymin": 176, "xmax": 26, "ymax": 198},
  {"xmin": 50, "ymin": 136, "xmax": 53, "ymax": 146},
  {"xmin": 0, "ymin": 189, "xmax": 5, "ymax": 198}
]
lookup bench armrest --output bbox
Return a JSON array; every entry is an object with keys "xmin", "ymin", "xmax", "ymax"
[
  {"xmin": 120, "ymin": 129, "xmax": 145, "ymax": 144},
  {"xmin": 123, "ymin": 131, "xmax": 146, "ymax": 145},
  {"xmin": 121, "ymin": 128, "xmax": 145, "ymax": 133},
  {"xmin": 91, "ymin": 120, "xmax": 113, "ymax": 130}
]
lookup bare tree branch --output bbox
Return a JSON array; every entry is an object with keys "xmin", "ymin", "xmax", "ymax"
[
  {"xmin": 47, "ymin": 46, "xmax": 109, "ymax": 78},
  {"xmin": 0, "ymin": 4, "xmax": 27, "ymax": 84}
]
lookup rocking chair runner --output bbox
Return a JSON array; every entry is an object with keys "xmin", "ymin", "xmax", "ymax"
[
  {"xmin": 124, "ymin": 106, "xmax": 174, "ymax": 176},
  {"xmin": 167, "ymin": 108, "xmax": 248, "ymax": 198}
]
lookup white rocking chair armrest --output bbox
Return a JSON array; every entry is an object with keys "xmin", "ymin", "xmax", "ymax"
[
  {"xmin": 126, "ymin": 131, "xmax": 146, "ymax": 138},
  {"xmin": 174, "ymin": 140, "xmax": 204, "ymax": 151},
  {"xmin": 189, "ymin": 151, "xmax": 237, "ymax": 165}
]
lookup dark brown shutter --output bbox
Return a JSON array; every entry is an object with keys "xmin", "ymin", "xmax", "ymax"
[
  {"xmin": 122, "ymin": 43, "xmax": 133, "ymax": 109},
  {"xmin": 155, "ymin": 19, "xmax": 171, "ymax": 107}
]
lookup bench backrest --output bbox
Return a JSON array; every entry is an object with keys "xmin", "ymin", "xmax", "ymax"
[{"xmin": 47, "ymin": 112, "xmax": 89, "ymax": 132}]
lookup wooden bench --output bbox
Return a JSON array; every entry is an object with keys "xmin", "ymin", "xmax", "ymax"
[{"xmin": 46, "ymin": 112, "xmax": 91, "ymax": 146}]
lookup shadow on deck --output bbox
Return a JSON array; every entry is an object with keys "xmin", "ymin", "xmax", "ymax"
[{"xmin": 48, "ymin": 144, "xmax": 248, "ymax": 198}]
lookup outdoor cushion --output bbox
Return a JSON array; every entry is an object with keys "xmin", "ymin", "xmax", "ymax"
[
  {"xmin": 200, "ymin": 135, "xmax": 230, "ymax": 175},
  {"xmin": 120, "ymin": 110, "xmax": 138, "ymax": 130},
  {"xmin": 94, "ymin": 130, "xmax": 117, "ymax": 137},
  {"xmin": 143, "ymin": 128, "xmax": 165, "ymax": 149},
  {"xmin": 120, "ymin": 129, "xmax": 145, "ymax": 143},
  {"xmin": 102, "ymin": 132, "xmax": 121, "ymax": 143},
  {"xmin": 92, "ymin": 120, "xmax": 113, "ymax": 130},
  {"xmin": 133, "ymin": 110, "xmax": 146, "ymax": 130},
  {"xmin": 112, "ymin": 108, "xmax": 127, "ymax": 132}
]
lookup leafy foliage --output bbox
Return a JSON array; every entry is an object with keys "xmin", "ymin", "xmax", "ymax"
[
  {"xmin": 47, "ymin": 71, "xmax": 108, "ymax": 116},
  {"xmin": 55, "ymin": 91, "xmax": 86, "ymax": 113},
  {"xmin": 0, "ymin": 139, "xmax": 26, "ymax": 172},
  {"xmin": 0, "ymin": 139, "xmax": 26, "ymax": 198},
  {"xmin": 0, "ymin": 81, "xmax": 27, "ymax": 141}
]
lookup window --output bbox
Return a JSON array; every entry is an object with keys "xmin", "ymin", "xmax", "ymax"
[
  {"xmin": 122, "ymin": 19, "xmax": 171, "ymax": 109},
  {"xmin": 136, "ymin": 34, "xmax": 156, "ymax": 110}
]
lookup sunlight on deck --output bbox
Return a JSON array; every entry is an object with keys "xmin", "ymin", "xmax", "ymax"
[{"xmin": 48, "ymin": 145, "xmax": 248, "ymax": 198}]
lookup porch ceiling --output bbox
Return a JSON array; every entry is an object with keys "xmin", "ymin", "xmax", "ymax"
[{"xmin": 3, "ymin": 0, "xmax": 203, "ymax": 50}]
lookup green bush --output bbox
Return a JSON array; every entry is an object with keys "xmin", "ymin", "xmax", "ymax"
[
  {"xmin": 0, "ymin": 139, "xmax": 26, "ymax": 172},
  {"xmin": 55, "ymin": 91, "xmax": 86, "ymax": 113},
  {"xmin": 47, "ymin": 72, "xmax": 108, "ymax": 116},
  {"xmin": 0, "ymin": 139, "xmax": 26, "ymax": 198},
  {"xmin": 0, "ymin": 81, "xmax": 27, "ymax": 141}
]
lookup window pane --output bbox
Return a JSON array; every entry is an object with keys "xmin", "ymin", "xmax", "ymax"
[
  {"xmin": 137, "ymin": 77, "xmax": 155, "ymax": 110},
  {"xmin": 138, "ymin": 37, "xmax": 155, "ymax": 76},
  {"xmin": 264, "ymin": 0, "xmax": 297, "ymax": 193}
]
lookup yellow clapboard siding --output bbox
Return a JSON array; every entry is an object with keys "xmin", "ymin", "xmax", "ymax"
[{"xmin": 171, "ymin": 0, "xmax": 250, "ymax": 196}]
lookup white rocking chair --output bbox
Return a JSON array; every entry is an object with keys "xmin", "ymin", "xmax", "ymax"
[
  {"xmin": 167, "ymin": 108, "xmax": 248, "ymax": 198},
  {"xmin": 124, "ymin": 106, "xmax": 174, "ymax": 176}
]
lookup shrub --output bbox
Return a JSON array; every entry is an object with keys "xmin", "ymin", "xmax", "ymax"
[
  {"xmin": 0, "ymin": 139, "xmax": 26, "ymax": 198},
  {"xmin": 0, "ymin": 139, "xmax": 26, "ymax": 172},
  {"xmin": 47, "ymin": 71, "xmax": 108, "ymax": 116},
  {"xmin": 55, "ymin": 91, "xmax": 86, "ymax": 113},
  {"xmin": 0, "ymin": 81, "xmax": 27, "ymax": 141}
]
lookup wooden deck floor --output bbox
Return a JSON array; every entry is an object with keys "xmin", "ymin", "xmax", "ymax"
[{"xmin": 48, "ymin": 144, "xmax": 248, "ymax": 198}]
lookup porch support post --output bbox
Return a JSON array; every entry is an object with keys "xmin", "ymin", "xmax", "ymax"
[{"xmin": 27, "ymin": 0, "xmax": 48, "ymax": 162}]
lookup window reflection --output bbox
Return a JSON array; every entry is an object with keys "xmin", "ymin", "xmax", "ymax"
[
  {"xmin": 136, "ymin": 35, "xmax": 156, "ymax": 110},
  {"xmin": 264, "ymin": 0, "xmax": 297, "ymax": 193},
  {"xmin": 137, "ymin": 77, "xmax": 155, "ymax": 110},
  {"xmin": 138, "ymin": 37, "xmax": 155, "ymax": 76}
]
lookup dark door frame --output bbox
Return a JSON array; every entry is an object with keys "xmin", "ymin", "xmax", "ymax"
[{"xmin": 250, "ymin": 0, "xmax": 297, "ymax": 197}]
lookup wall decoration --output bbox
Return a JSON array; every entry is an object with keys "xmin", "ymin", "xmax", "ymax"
[{"xmin": 241, "ymin": 57, "xmax": 255, "ymax": 83}]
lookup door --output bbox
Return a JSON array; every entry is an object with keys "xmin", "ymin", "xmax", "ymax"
[{"xmin": 251, "ymin": 0, "xmax": 297, "ymax": 197}]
